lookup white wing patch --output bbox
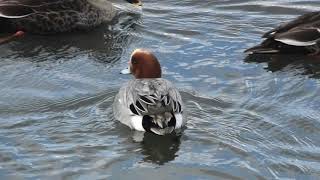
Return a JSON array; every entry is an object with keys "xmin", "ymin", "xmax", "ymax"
[
  {"xmin": 269, "ymin": 31, "xmax": 276, "ymax": 36},
  {"xmin": 174, "ymin": 113, "xmax": 183, "ymax": 129},
  {"xmin": 275, "ymin": 38, "xmax": 318, "ymax": 46},
  {"xmin": 0, "ymin": 12, "xmax": 31, "ymax": 18},
  {"xmin": 130, "ymin": 115, "xmax": 145, "ymax": 131},
  {"xmin": 245, "ymin": 49, "xmax": 280, "ymax": 54}
]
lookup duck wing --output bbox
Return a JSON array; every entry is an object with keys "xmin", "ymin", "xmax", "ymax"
[
  {"xmin": 0, "ymin": 0, "xmax": 76, "ymax": 18},
  {"xmin": 263, "ymin": 11, "xmax": 320, "ymax": 38},
  {"xmin": 0, "ymin": 0, "xmax": 63, "ymax": 6},
  {"xmin": 124, "ymin": 79, "xmax": 183, "ymax": 116},
  {"xmin": 0, "ymin": 2, "xmax": 34, "ymax": 18},
  {"xmin": 274, "ymin": 27, "xmax": 320, "ymax": 46}
]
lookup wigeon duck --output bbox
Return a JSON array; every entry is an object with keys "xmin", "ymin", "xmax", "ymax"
[
  {"xmin": 245, "ymin": 11, "xmax": 320, "ymax": 55},
  {"xmin": 113, "ymin": 49, "xmax": 185, "ymax": 135},
  {"xmin": 0, "ymin": 0, "xmax": 141, "ymax": 44}
]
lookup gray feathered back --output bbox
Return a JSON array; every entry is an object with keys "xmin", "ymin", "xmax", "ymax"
[{"xmin": 122, "ymin": 79, "xmax": 183, "ymax": 116}]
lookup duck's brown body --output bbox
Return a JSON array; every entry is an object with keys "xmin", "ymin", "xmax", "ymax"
[
  {"xmin": 245, "ymin": 11, "xmax": 320, "ymax": 55},
  {"xmin": 0, "ymin": 0, "xmax": 115, "ymax": 34}
]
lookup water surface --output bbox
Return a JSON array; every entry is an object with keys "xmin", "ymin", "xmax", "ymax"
[{"xmin": 0, "ymin": 0, "xmax": 320, "ymax": 179}]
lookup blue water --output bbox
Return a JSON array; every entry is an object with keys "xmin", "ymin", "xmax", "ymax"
[{"xmin": 0, "ymin": 0, "xmax": 320, "ymax": 179}]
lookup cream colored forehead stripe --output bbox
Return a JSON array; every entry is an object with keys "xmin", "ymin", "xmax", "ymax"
[{"xmin": 131, "ymin": 49, "xmax": 152, "ymax": 57}]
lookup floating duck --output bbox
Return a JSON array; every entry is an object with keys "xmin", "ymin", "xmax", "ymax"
[
  {"xmin": 0, "ymin": 0, "xmax": 142, "ymax": 34},
  {"xmin": 245, "ymin": 11, "xmax": 320, "ymax": 56},
  {"xmin": 0, "ymin": 0, "xmax": 141, "ymax": 43},
  {"xmin": 113, "ymin": 49, "xmax": 185, "ymax": 135}
]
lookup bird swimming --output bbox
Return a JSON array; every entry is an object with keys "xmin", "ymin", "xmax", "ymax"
[
  {"xmin": 0, "ymin": 0, "xmax": 142, "ymax": 44},
  {"xmin": 113, "ymin": 49, "xmax": 185, "ymax": 135},
  {"xmin": 245, "ymin": 11, "xmax": 320, "ymax": 56}
]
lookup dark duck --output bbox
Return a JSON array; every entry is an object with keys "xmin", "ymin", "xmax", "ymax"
[{"xmin": 245, "ymin": 11, "xmax": 320, "ymax": 56}]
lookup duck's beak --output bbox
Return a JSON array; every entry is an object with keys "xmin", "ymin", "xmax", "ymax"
[
  {"xmin": 126, "ymin": 0, "xmax": 142, "ymax": 6},
  {"xmin": 120, "ymin": 67, "xmax": 131, "ymax": 75}
]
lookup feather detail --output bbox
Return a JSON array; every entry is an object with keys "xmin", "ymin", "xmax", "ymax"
[
  {"xmin": 150, "ymin": 127, "xmax": 174, "ymax": 135},
  {"xmin": 275, "ymin": 38, "xmax": 317, "ymax": 46},
  {"xmin": 274, "ymin": 28, "xmax": 320, "ymax": 46},
  {"xmin": 113, "ymin": 78, "xmax": 185, "ymax": 135},
  {"xmin": 0, "ymin": 0, "xmax": 116, "ymax": 34}
]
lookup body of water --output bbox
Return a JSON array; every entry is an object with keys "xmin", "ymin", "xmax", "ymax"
[{"xmin": 0, "ymin": 0, "xmax": 320, "ymax": 179}]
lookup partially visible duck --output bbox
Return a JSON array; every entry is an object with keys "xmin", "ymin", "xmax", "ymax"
[
  {"xmin": 113, "ymin": 49, "xmax": 185, "ymax": 135},
  {"xmin": 245, "ymin": 11, "xmax": 320, "ymax": 55},
  {"xmin": 0, "ymin": 0, "xmax": 142, "ymax": 34},
  {"xmin": 0, "ymin": 0, "xmax": 141, "ymax": 44}
]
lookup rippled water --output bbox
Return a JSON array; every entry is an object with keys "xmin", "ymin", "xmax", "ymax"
[{"xmin": 0, "ymin": 0, "xmax": 320, "ymax": 179}]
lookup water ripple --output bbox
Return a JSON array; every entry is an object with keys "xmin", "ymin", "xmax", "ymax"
[{"xmin": 0, "ymin": 0, "xmax": 320, "ymax": 179}]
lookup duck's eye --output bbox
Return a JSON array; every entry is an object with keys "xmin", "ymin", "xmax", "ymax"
[{"xmin": 131, "ymin": 57, "xmax": 138, "ymax": 64}]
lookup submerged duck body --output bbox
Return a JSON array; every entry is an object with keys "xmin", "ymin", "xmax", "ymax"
[
  {"xmin": 245, "ymin": 11, "xmax": 320, "ymax": 55},
  {"xmin": 113, "ymin": 49, "xmax": 185, "ymax": 135},
  {"xmin": 0, "ymin": 0, "xmax": 140, "ymax": 34}
]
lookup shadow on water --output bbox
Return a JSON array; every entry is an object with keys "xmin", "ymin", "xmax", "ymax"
[
  {"xmin": 139, "ymin": 132, "xmax": 182, "ymax": 165},
  {"xmin": 244, "ymin": 54, "xmax": 320, "ymax": 78},
  {"xmin": 0, "ymin": 11, "xmax": 141, "ymax": 64}
]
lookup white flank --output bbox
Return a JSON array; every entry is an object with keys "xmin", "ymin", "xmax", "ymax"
[
  {"xmin": 275, "ymin": 38, "xmax": 317, "ymax": 46},
  {"xmin": 130, "ymin": 115, "xmax": 145, "ymax": 131},
  {"xmin": 174, "ymin": 113, "xmax": 183, "ymax": 129}
]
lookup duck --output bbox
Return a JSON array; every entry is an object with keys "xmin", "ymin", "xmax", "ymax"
[
  {"xmin": 244, "ymin": 11, "xmax": 320, "ymax": 56},
  {"xmin": 113, "ymin": 49, "xmax": 185, "ymax": 135},
  {"xmin": 0, "ymin": 0, "xmax": 141, "ymax": 39}
]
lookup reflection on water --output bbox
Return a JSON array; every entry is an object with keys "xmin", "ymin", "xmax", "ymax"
[
  {"xmin": 0, "ymin": 0, "xmax": 320, "ymax": 179},
  {"xmin": 245, "ymin": 54, "xmax": 320, "ymax": 78},
  {"xmin": 2, "ymin": 11, "xmax": 141, "ymax": 63},
  {"xmin": 140, "ymin": 132, "xmax": 181, "ymax": 165}
]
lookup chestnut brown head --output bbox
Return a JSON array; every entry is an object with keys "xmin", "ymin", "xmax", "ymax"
[{"xmin": 129, "ymin": 49, "xmax": 162, "ymax": 79}]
